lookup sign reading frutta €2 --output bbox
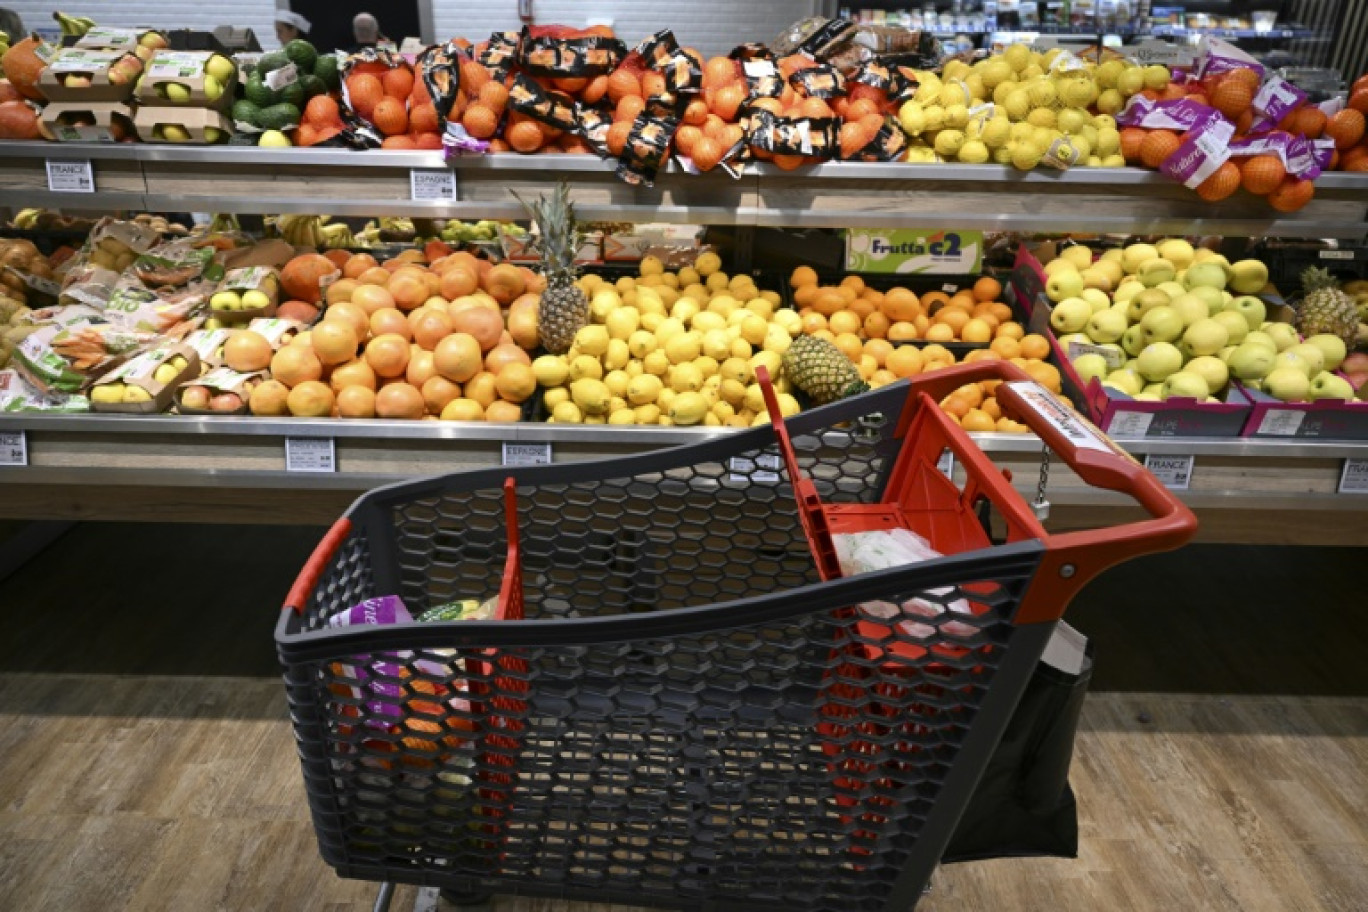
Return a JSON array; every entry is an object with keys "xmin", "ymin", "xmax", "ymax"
[{"xmin": 846, "ymin": 229, "xmax": 983, "ymax": 274}]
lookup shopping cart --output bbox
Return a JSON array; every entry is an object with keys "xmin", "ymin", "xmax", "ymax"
[{"xmin": 277, "ymin": 361, "xmax": 1195, "ymax": 912}]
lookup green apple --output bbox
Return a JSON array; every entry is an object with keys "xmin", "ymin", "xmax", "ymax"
[
  {"xmin": 1227, "ymin": 342, "xmax": 1276, "ymax": 380},
  {"xmin": 241, "ymin": 289, "xmax": 272, "ymax": 309},
  {"xmin": 1185, "ymin": 262, "xmax": 1228, "ymax": 291},
  {"xmin": 1218, "ymin": 345, "xmax": 1236, "ymax": 362},
  {"xmin": 1086, "ymin": 307, "xmax": 1129, "ymax": 343},
  {"xmin": 1210, "ymin": 310, "xmax": 1249, "ymax": 345},
  {"xmin": 1310, "ymin": 371, "xmax": 1355, "ymax": 401},
  {"xmin": 1121, "ymin": 323, "xmax": 1147, "ymax": 357},
  {"xmin": 1303, "ymin": 334, "xmax": 1347, "ymax": 371},
  {"xmin": 1138, "ymin": 258, "xmax": 1177, "ymax": 287},
  {"xmin": 1184, "ymin": 285, "xmax": 1223, "ymax": 313},
  {"xmin": 205, "ymin": 53, "xmax": 236, "ymax": 84},
  {"xmin": 1080, "ymin": 268, "xmax": 1113, "ymax": 293},
  {"xmin": 211, "ymin": 291, "xmax": 241, "ymax": 310},
  {"xmin": 1192, "ymin": 247, "xmax": 1219, "ymax": 263},
  {"xmin": 1273, "ymin": 350, "xmax": 1317, "ymax": 378},
  {"xmin": 1060, "ymin": 245, "xmax": 1094, "ymax": 269},
  {"xmin": 1104, "ymin": 368, "xmax": 1144, "ymax": 396},
  {"xmin": 1046, "ymin": 269, "xmax": 1085, "ymax": 303},
  {"xmin": 1112, "ymin": 279, "xmax": 1145, "ymax": 304},
  {"xmin": 1101, "ymin": 247, "xmax": 1124, "ymax": 263},
  {"xmin": 1080, "ymin": 288, "xmax": 1112, "ymax": 312},
  {"xmin": 1050, "ymin": 297, "xmax": 1092, "ymax": 333},
  {"xmin": 1169, "ymin": 293, "xmax": 1209, "ymax": 327},
  {"xmin": 258, "ymin": 130, "xmax": 292, "ymax": 147},
  {"xmin": 1128, "ymin": 287, "xmax": 1171, "ymax": 323},
  {"xmin": 204, "ymin": 127, "xmax": 224, "ymax": 143},
  {"xmin": 1224, "ymin": 295, "xmax": 1267, "ymax": 331},
  {"xmin": 1162, "ymin": 371, "xmax": 1210, "ymax": 400},
  {"xmin": 1156, "ymin": 281, "xmax": 1189, "ymax": 302},
  {"xmin": 1182, "ymin": 318, "xmax": 1229, "ymax": 357},
  {"xmin": 1121, "ymin": 243, "xmax": 1158, "ymax": 273},
  {"xmin": 1228, "ymin": 259, "xmax": 1269, "ymax": 294},
  {"xmin": 153, "ymin": 363, "xmax": 179, "ymax": 384},
  {"xmin": 1073, "ymin": 353, "xmax": 1110, "ymax": 384},
  {"xmin": 1142, "ymin": 382, "xmax": 1166, "ymax": 396},
  {"xmin": 1139, "ymin": 305, "xmax": 1184, "ymax": 344},
  {"xmin": 1156, "ymin": 238, "xmax": 1195, "ymax": 270},
  {"xmin": 1261, "ymin": 323, "xmax": 1299, "ymax": 353},
  {"xmin": 1043, "ymin": 258, "xmax": 1080, "ymax": 276},
  {"xmin": 1243, "ymin": 331, "xmax": 1277, "ymax": 353},
  {"xmin": 1133, "ymin": 391, "xmax": 1162, "ymax": 401},
  {"xmin": 1185, "ymin": 355, "xmax": 1229, "ymax": 394},
  {"xmin": 1136, "ymin": 342, "xmax": 1184, "ymax": 381},
  {"xmin": 1058, "ymin": 333, "xmax": 1091, "ymax": 350},
  {"xmin": 1287, "ymin": 343, "xmax": 1326, "ymax": 375},
  {"xmin": 159, "ymin": 124, "xmax": 191, "ymax": 142},
  {"xmin": 1264, "ymin": 367, "xmax": 1311, "ymax": 402}
]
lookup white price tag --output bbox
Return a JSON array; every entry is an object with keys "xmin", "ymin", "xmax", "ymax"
[
  {"xmin": 285, "ymin": 437, "xmax": 336, "ymax": 473},
  {"xmin": 729, "ymin": 453, "xmax": 781, "ymax": 484},
  {"xmin": 46, "ymin": 160, "xmax": 95, "ymax": 193},
  {"xmin": 502, "ymin": 442, "xmax": 551, "ymax": 466},
  {"xmin": 1004, "ymin": 381, "xmax": 1113, "ymax": 453},
  {"xmin": 1107, "ymin": 410, "xmax": 1155, "ymax": 438},
  {"xmin": 0, "ymin": 431, "xmax": 27, "ymax": 466},
  {"xmin": 1339, "ymin": 458, "xmax": 1368, "ymax": 494},
  {"xmin": 936, "ymin": 448, "xmax": 955, "ymax": 479},
  {"xmin": 1144, "ymin": 453, "xmax": 1194, "ymax": 490},
  {"xmin": 264, "ymin": 62, "xmax": 299, "ymax": 91},
  {"xmin": 1256, "ymin": 408, "xmax": 1306, "ymax": 436},
  {"xmin": 942, "ymin": 283, "xmax": 958, "ymax": 293},
  {"xmin": 1319, "ymin": 250, "xmax": 1354, "ymax": 261},
  {"xmin": 410, "ymin": 168, "xmax": 457, "ymax": 201}
]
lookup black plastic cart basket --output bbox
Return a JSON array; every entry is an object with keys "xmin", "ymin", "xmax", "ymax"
[{"xmin": 277, "ymin": 361, "xmax": 1195, "ymax": 912}]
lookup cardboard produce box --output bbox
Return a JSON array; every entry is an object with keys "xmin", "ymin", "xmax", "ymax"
[
  {"xmin": 134, "ymin": 105, "xmax": 232, "ymax": 144},
  {"xmin": 175, "ymin": 366, "xmax": 263, "ymax": 415},
  {"xmin": 38, "ymin": 48, "xmax": 144, "ymax": 102},
  {"xmin": 210, "ymin": 266, "xmax": 280, "ymax": 321},
  {"xmin": 39, "ymin": 101, "xmax": 136, "ymax": 143},
  {"xmin": 1239, "ymin": 383, "xmax": 1368, "ymax": 439},
  {"xmin": 136, "ymin": 50, "xmax": 238, "ymax": 112},
  {"xmin": 74, "ymin": 27, "xmax": 167, "ymax": 55},
  {"xmin": 88, "ymin": 343, "xmax": 199, "ymax": 414},
  {"xmin": 501, "ymin": 227, "xmax": 602, "ymax": 264}
]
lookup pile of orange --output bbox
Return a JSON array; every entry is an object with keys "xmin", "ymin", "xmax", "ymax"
[
  {"xmin": 342, "ymin": 57, "xmax": 442, "ymax": 150},
  {"xmin": 790, "ymin": 269, "xmax": 1024, "ymax": 350},
  {"xmin": 295, "ymin": 95, "xmax": 345, "ymax": 147}
]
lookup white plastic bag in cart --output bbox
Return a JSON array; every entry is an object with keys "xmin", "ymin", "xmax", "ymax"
[{"xmin": 833, "ymin": 529, "xmax": 975, "ymax": 639}]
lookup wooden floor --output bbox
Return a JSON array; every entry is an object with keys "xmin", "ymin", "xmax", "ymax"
[{"xmin": 0, "ymin": 523, "xmax": 1365, "ymax": 911}]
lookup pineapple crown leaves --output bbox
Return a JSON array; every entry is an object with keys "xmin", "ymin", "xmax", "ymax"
[
  {"xmin": 512, "ymin": 181, "xmax": 584, "ymax": 273},
  {"xmin": 1299, "ymin": 265, "xmax": 1339, "ymax": 295}
]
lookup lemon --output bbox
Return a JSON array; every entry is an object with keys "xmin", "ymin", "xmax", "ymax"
[
  {"xmin": 615, "ymin": 276, "xmax": 635, "ymax": 294},
  {"xmin": 543, "ymin": 387, "xmax": 569, "ymax": 408},
  {"xmin": 668, "ymin": 391, "xmax": 709, "ymax": 426},
  {"xmin": 691, "ymin": 311, "xmax": 726, "ymax": 333},
  {"xmin": 258, "ymin": 130, "xmax": 291, "ymax": 148},
  {"xmin": 657, "ymin": 387, "xmax": 676, "ymax": 408},
  {"xmin": 694, "ymin": 251, "xmax": 721, "ymax": 276},
  {"xmin": 670, "ymin": 362, "xmax": 704, "ymax": 393},
  {"xmin": 604, "ymin": 338, "xmax": 630, "ymax": 371},
  {"xmin": 634, "ymin": 290, "xmax": 665, "ymax": 316},
  {"xmin": 898, "ymin": 100, "xmax": 926, "ymax": 135},
  {"xmin": 738, "ymin": 314, "xmax": 769, "ymax": 346},
  {"xmin": 654, "ymin": 317, "xmax": 685, "ymax": 344},
  {"xmin": 627, "ymin": 329, "xmax": 657, "ymax": 359},
  {"xmin": 762, "ymin": 324, "xmax": 792, "ymax": 354},
  {"xmin": 625, "ymin": 360, "xmax": 644, "ymax": 378},
  {"xmin": 643, "ymin": 350, "xmax": 670, "ymax": 376},
  {"xmin": 934, "ymin": 129, "xmax": 966, "ymax": 157},
  {"xmin": 671, "ymin": 297, "xmax": 701, "ymax": 324},
  {"xmin": 604, "ymin": 369, "xmax": 631, "ymax": 398},
  {"xmin": 641, "ymin": 312, "xmax": 663, "ymax": 332},
  {"xmin": 707, "ymin": 293, "xmax": 739, "ymax": 315},
  {"xmin": 750, "ymin": 350, "xmax": 781, "ymax": 380},
  {"xmin": 729, "ymin": 337, "xmax": 753, "ymax": 359},
  {"xmin": 569, "ymin": 354, "xmax": 603, "ymax": 381},
  {"xmin": 551, "ymin": 401, "xmax": 583, "ymax": 423},
  {"xmin": 712, "ymin": 400, "xmax": 736, "ymax": 420},
  {"xmin": 705, "ymin": 272, "xmax": 730, "ymax": 293},
  {"xmin": 665, "ymin": 331, "xmax": 702, "ymax": 364},
  {"xmin": 1026, "ymin": 79, "xmax": 1057, "ymax": 108},
  {"xmin": 719, "ymin": 378, "xmax": 747, "ymax": 406},
  {"xmin": 1004, "ymin": 43, "xmax": 1031, "ymax": 72},
  {"xmin": 584, "ymin": 416, "xmax": 606, "ymax": 424},
  {"xmin": 980, "ymin": 116, "xmax": 1011, "ymax": 149},
  {"xmin": 609, "ymin": 408, "xmax": 636, "ymax": 425},
  {"xmin": 1027, "ymin": 106, "xmax": 1056, "ymax": 128},
  {"xmin": 958, "ymin": 140, "xmax": 990, "ymax": 164},
  {"xmin": 703, "ymin": 413, "xmax": 722, "ymax": 426},
  {"xmin": 939, "ymin": 82, "xmax": 968, "ymax": 107},
  {"xmin": 701, "ymin": 329, "xmax": 732, "ymax": 361},
  {"xmin": 570, "ymin": 378, "xmax": 611, "ymax": 415},
  {"xmin": 693, "ymin": 355, "xmax": 719, "ymax": 378},
  {"xmin": 575, "ymin": 325, "xmax": 610, "ymax": 357},
  {"xmin": 773, "ymin": 309, "xmax": 802, "ymax": 335},
  {"xmin": 91, "ymin": 384, "xmax": 124, "ymax": 403},
  {"xmin": 609, "ymin": 396, "xmax": 628, "ymax": 414},
  {"xmin": 638, "ymin": 254, "xmax": 664, "ymax": 276},
  {"xmin": 743, "ymin": 383, "xmax": 767, "ymax": 414},
  {"xmin": 627, "ymin": 373, "xmax": 663, "ymax": 405},
  {"xmin": 532, "ymin": 354, "xmax": 569, "ymax": 387},
  {"xmin": 634, "ymin": 403, "xmax": 662, "ymax": 424},
  {"xmin": 750, "ymin": 412, "xmax": 772, "ymax": 427},
  {"xmin": 776, "ymin": 393, "xmax": 801, "ymax": 417},
  {"xmin": 604, "ymin": 306, "xmax": 640, "ymax": 340},
  {"xmin": 677, "ymin": 266, "xmax": 700, "ymax": 286},
  {"xmin": 123, "ymin": 386, "xmax": 152, "ymax": 403},
  {"xmin": 944, "ymin": 103, "xmax": 970, "ymax": 129}
]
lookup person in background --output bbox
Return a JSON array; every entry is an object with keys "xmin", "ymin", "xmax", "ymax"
[
  {"xmin": 350, "ymin": 12, "xmax": 385, "ymax": 52},
  {"xmin": 274, "ymin": 10, "xmax": 311, "ymax": 46}
]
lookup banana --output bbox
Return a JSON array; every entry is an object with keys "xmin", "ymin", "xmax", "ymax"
[
  {"xmin": 53, "ymin": 12, "xmax": 93, "ymax": 38},
  {"xmin": 12, "ymin": 209, "xmax": 42, "ymax": 230}
]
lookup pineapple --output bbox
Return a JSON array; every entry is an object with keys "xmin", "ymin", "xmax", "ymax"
[
  {"xmin": 516, "ymin": 182, "xmax": 587, "ymax": 354},
  {"xmin": 782, "ymin": 335, "xmax": 869, "ymax": 405},
  {"xmin": 1296, "ymin": 266, "xmax": 1359, "ymax": 347}
]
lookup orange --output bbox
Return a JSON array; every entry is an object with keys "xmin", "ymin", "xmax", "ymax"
[
  {"xmin": 961, "ymin": 318, "xmax": 993, "ymax": 344},
  {"xmin": 616, "ymin": 94, "xmax": 646, "ymax": 123},
  {"xmin": 381, "ymin": 67, "xmax": 415, "ymax": 101},
  {"xmin": 846, "ymin": 297, "xmax": 876, "ymax": 319},
  {"xmin": 304, "ymin": 94, "xmax": 341, "ymax": 127},
  {"xmin": 920, "ymin": 290, "xmax": 949, "ymax": 311},
  {"xmin": 812, "ymin": 288, "xmax": 846, "ymax": 316},
  {"xmin": 996, "ymin": 320, "xmax": 1025, "ymax": 340},
  {"xmin": 1019, "ymin": 334, "xmax": 1051, "ymax": 360},
  {"xmin": 792, "ymin": 285, "xmax": 818, "ymax": 308},
  {"xmin": 940, "ymin": 394, "xmax": 971, "ymax": 419},
  {"xmin": 972, "ymin": 276, "xmax": 1001, "ymax": 302},
  {"xmin": 863, "ymin": 311, "xmax": 891, "ymax": 339},
  {"xmin": 1139, "ymin": 130, "xmax": 1181, "ymax": 169},
  {"xmin": 934, "ymin": 309, "xmax": 970, "ymax": 334},
  {"xmin": 885, "ymin": 346, "xmax": 925, "ymax": 378},
  {"xmin": 834, "ymin": 332, "xmax": 864, "ymax": 361},
  {"xmin": 981, "ymin": 398, "xmax": 1002, "ymax": 421},
  {"xmin": 863, "ymin": 338, "xmax": 893, "ymax": 366},
  {"xmin": 858, "ymin": 353, "xmax": 878, "ymax": 380},
  {"xmin": 459, "ymin": 60, "xmax": 491, "ymax": 95},
  {"xmin": 913, "ymin": 313, "xmax": 931, "ymax": 334},
  {"xmin": 478, "ymin": 80, "xmax": 510, "ymax": 112},
  {"xmin": 840, "ymin": 275, "xmax": 866, "ymax": 295},
  {"xmin": 1268, "ymin": 177, "xmax": 1315, "ymax": 212},
  {"xmin": 800, "ymin": 311, "xmax": 827, "ymax": 335},
  {"xmin": 950, "ymin": 290, "xmax": 977, "ymax": 310},
  {"xmin": 990, "ymin": 336, "xmax": 1021, "ymax": 359},
  {"xmin": 409, "ymin": 103, "xmax": 438, "ymax": 134},
  {"xmin": 962, "ymin": 348, "xmax": 1001, "ymax": 363},
  {"xmin": 887, "ymin": 321, "xmax": 918, "ymax": 342},
  {"xmin": 1024, "ymin": 360, "xmax": 1062, "ymax": 393},
  {"xmin": 828, "ymin": 310, "xmax": 863, "ymax": 336},
  {"xmin": 507, "ymin": 120, "xmax": 543, "ymax": 153},
  {"xmin": 462, "ymin": 104, "xmax": 499, "ymax": 139},
  {"xmin": 606, "ymin": 120, "xmax": 632, "ymax": 156},
  {"xmin": 1195, "ymin": 161, "xmax": 1241, "ymax": 202},
  {"xmin": 606, "ymin": 68, "xmax": 641, "ymax": 103},
  {"xmin": 1241, "ymin": 155, "xmax": 1285, "ymax": 194},
  {"xmin": 882, "ymin": 288, "xmax": 920, "ymax": 321},
  {"xmin": 380, "ymin": 135, "xmax": 418, "ymax": 150},
  {"xmin": 962, "ymin": 408, "xmax": 995, "ymax": 432},
  {"xmin": 791, "ymin": 265, "xmax": 818, "ymax": 288},
  {"xmin": 346, "ymin": 74, "xmax": 384, "ymax": 120},
  {"xmin": 811, "ymin": 329, "xmax": 836, "ymax": 343},
  {"xmin": 692, "ymin": 136, "xmax": 724, "ymax": 171},
  {"xmin": 1120, "ymin": 126, "xmax": 1147, "ymax": 163},
  {"xmin": 989, "ymin": 302, "xmax": 1014, "ymax": 323}
]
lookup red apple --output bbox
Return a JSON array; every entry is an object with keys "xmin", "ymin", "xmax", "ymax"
[{"xmin": 180, "ymin": 386, "xmax": 211, "ymax": 410}]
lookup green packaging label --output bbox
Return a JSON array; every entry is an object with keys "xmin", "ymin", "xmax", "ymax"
[{"xmin": 845, "ymin": 229, "xmax": 983, "ymax": 274}]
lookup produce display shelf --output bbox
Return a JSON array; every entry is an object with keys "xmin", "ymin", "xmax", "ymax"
[
  {"xmin": 3, "ymin": 142, "xmax": 1367, "ymax": 238},
  {"xmin": 1, "ymin": 414, "xmax": 1365, "ymax": 545}
]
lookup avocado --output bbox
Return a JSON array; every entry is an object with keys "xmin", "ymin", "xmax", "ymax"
[
  {"xmin": 284, "ymin": 39, "xmax": 318, "ymax": 74},
  {"xmin": 279, "ymin": 80, "xmax": 305, "ymax": 108},
  {"xmin": 231, "ymin": 99, "xmax": 261, "ymax": 127},
  {"xmin": 256, "ymin": 102, "xmax": 302, "ymax": 131},
  {"xmin": 243, "ymin": 72, "xmax": 276, "ymax": 108},
  {"xmin": 300, "ymin": 74, "xmax": 326, "ymax": 99},
  {"xmin": 257, "ymin": 51, "xmax": 290, "ymax": 75},
  {"xmin": 313, "ymin": 54, "xmax": 340, "ymax": 91}
]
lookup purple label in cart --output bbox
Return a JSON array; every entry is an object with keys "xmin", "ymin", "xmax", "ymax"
[{"xmin": 328, "ymin": 596, "xmax": 415, "ymax": 727}]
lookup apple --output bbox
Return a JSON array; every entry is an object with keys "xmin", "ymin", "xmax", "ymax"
[
  {"xmin": 1133, "ymin": 391, "xmax": 1162, "ymax": 401},
  {"xmin": 1112, "ymin": 279, "xmax": 1146, "ymax": 304},
  {"xmin": 1142, "ymin": 383, "xmax": 1166, "ymax": 396},
  {"xmin": 1091, "ymin": 258, "xmax": 1124, "ymax": 286},
  {"xmin": 1136, "ymin": 342, "xmax": 1184, "ymax": 381},
  {"xmin": 1184, "ymin": 285, "xmax": 1223, "ymax": 313},
  {"xmin": 210, "ymin": 392, "xmax": 244, "ymax": 412},
  {"xmin": 1101, "ymin": 247, "xmax": 1124, "ymax": 263},
  {"xmin": 211, "ymin": 291, "xmax": 241, "ymax": 310},
  {"xmin": 1121, "ymin": 243, "xmax": 1159, "ymax": 273},
  {"xmin": 1121, "ymin": 324, "xmax": 1147, "ymax": 357},
  {"xmin": 1287, "ymin": 343, "xmax": 1327, "ymax": 375},
  {"xmin": 1185, "ymin": 262, "xmax": 1228, "ymax": 291},
  {"xmin": 1273, "ymin": 350, "xmax": 1317, "ymax": 378},
  {"xmin": 1227, "ymin": 342, "xmax": 1276, "ymax": 380},
  {"xmin": 1223, "ymin": 295, "xmax": 1267, "ymax": 331},
  {"xmin": 1169, "ymin": 293, "xmax": 1209, "ymax": 327},
  {"xmin": 1050, "ymin": 297, "xmax": 1092, "ymax": 333},
  {"xmin": 1162, "ymin": 371, "xmax": 1210, "ymax": 400},
  {"xmin": 157, "ymin": 124, "xmax": 191, "ymax": 142},
  {"xmin": 241, "ymin": 290, "xmax": 271, "ymax": 309},
  {"xmin": 1210, "ymin": 310, "xmax": 1250, "ymax": 345},
  {"xmin": 163, "ymin": 82, "xmax": 192, "ymax": 102},
  {"xmin": 153, "ymin": 363, "xmax": 180, "ymax": 384},
  {"xmin": 1080, "ymin": 288, "xmax": 1112, "ymax": 312},
  {"xmin": 1309, "ymin": 371, "xmax": 1355, "ymax": 401},
  {"xmin": 1228, "ymin": 259, "xmax": 1269, "ymax": 294},
  {"xmin": 203, "ymin": 74, "xmax": 222, "ymax": 101},
  {"xmin": 1073, "ymin": 353, "xmax": 1110, "ymax": 384},
  {"xmin": 1060, "ymin": 245, "xmax": 1093, "ymax": 269},
  {"xmin": 1046, "ymin": 269, "xmax": 1085, "ymax": 303},
  {"xmin": 140, "ymin": 31, "xmax": 169, "ymax": 49},
  {"xmin": 1303, "ymin": 334, "xmax": 1347, "ymax": 371},
  {"xmin": 180, "ymin": 385, "xmax": 211, "ymax": 410},
  {"xmin": 1086, "ymin": 307, "xmax": 1129, "ymax": 343},
  {"xmin": 1043, "ymin": 258, "xmax": 1080, "ymax": 276},
  {"xmin": 1156, "ymin": 281, "xmax": 1189, "ymax": 302},
  {"xmin": 1139, "ymin": 305, "xmax": 1184, "ymax": 344},
  {"xmin": 1104, "ymin": 368, "xmax": 1144, "ymax": 396},
  {"xmin": 1185, "ymin": 356, "xmax": 1229, "ymax": 394},
  {"xmin": 1138, "ymin": 258, "xmax": 1177, "ymax": 287},
  {"xmin": 1128, "ymin": 288, "xmax": 1171, "ymax": 323},
  {"xmin": 1156, "ymin": 238, "xmax": 1196, "ymax": 270},
  {"xmin": 205, "ymin": 54, "xmax": 236, "ymax": 84},
  {"xmin": 1264, "ymin": 367, "xmax": 1311, "ymax": 402},
  {"xmin": 1342, "ymin": 352, "xmax": 1368, "ymax": 375},
  {"xmin": 64, "ymin": 74, "xmax": 92, "ymax": 88},
  {"xmin": 1182, "ymin": 318, "xmax": 1230, "ymax": 357}
]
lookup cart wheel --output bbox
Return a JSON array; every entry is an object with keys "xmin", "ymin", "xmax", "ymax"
[{"xmin": 439, "ymin": 887, "xmax": 494, "ymax": 907}]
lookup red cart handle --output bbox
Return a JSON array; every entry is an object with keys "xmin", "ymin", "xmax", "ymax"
[
  {"xmin": 900, "ymin": 360, "xmax": 1197, "ymax": 623},
  {"xmin": 284, "ymin": 517, "xmax": 353, "ymax": 614}
]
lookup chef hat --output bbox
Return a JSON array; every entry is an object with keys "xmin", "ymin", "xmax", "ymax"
[{"xmin": 275, "ymin": 10, "xmax": 312, "ymax": 34}]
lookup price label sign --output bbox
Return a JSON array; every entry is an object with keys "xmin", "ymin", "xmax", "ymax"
[
  {"xmin": 1107, "ymin": 410, "xmax": 1155, "ymax": 438},
  {"xmin": 46, "ymin": 159, "xmax": 95, "ymax": 193},
  {"xmin": 410, "ymin": 168, "xmax": 457, "ymax": 201},
  {"xmin": 285, "ymin": 437, "xmax": 336, "ymax": 473},
  {"xmin": 1144, "ymin": 453, "xmax": 1194, "ymax": 490},
  {"xmin": 0, "ymin": 431, "xmax": 27, "ymax": 466},
  {"xmin": 502, "ymin": 442, "xmax": 551, "ymax": 467},
  {"xmin": 1339, "ymin": 458, "xmax": 1368, "ymax": 494}
]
